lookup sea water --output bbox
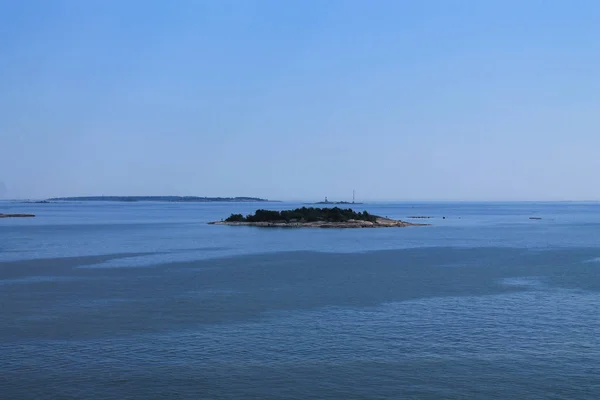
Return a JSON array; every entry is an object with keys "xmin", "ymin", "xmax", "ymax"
[{"xmin": 1, "ymin": 201, "xmax": 599, "ymax": 399}]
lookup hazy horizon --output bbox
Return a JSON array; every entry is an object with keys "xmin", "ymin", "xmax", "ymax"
[
  {"xmin": 3, "ymin": 191, "xmax": 600, "ymax": 203},
  {"xmin": 2, "ymin": 1, "xmax": 599, "ymax": 201}
]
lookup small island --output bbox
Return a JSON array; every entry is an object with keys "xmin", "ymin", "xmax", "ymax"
[
  {"xmin": 0, "ymin": 213, "xmax": 35, "ymax": 218},
  {"xmin": 209, "ymin": 207, "xmax": 427, "ymax": 228},
  {"xmin": 312, "ymin": 196, "xmax": 362, "ymax": 205},
  {"xmin": 313, "ymin": 200, "xmax": 363, "ymax": 205}
]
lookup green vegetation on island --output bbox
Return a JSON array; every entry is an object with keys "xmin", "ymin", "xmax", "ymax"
[{"xmin": 225, "ymin": 207, "xmax": 378, "ymax": 223}]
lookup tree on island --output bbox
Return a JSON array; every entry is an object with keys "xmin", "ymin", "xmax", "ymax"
[
  {"xmin": 225, "ymin": 207, "xmax": 378, "ymax": 223},
  {"xmin": 226, "ymin": 213, "xmax": 245, "ymax": 222}
]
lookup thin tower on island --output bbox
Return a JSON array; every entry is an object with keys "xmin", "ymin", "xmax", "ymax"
[{"xmin": 353, "ymin": 190, "xmax": 355, "ymax": 204}]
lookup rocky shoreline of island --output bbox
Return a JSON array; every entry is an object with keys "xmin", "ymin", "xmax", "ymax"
[
  {"xmin": 209, "ymin": 207, "xmax": 429, "ymax": 229},
  {"xmin": 210, "ymin": 217, "xmax": 426, "ymax": 228}
]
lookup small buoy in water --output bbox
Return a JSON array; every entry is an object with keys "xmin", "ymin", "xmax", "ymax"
[{"xmin": 443, "ymin": 217, "xmax": 446, "ymax": 219}]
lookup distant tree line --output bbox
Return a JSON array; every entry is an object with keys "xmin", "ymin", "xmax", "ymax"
[
  {"xmin": 225, "ymin": 207, "xmax": 378, "ymax": 223},
  {"xmin": 47, "ymin": 196, "xmax": 271, "ymax": 203}
]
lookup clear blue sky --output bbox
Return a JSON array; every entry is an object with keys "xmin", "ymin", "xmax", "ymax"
[{"xmin": 1, "ymin": 0, "xmax": 599, "ymax": 201}]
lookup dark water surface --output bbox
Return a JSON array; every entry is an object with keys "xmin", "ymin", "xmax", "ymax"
[{"xmin": 1, "ymin": 201, "xmax": 600, "ymax": 399}]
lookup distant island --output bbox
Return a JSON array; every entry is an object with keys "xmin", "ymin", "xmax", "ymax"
[
  {"xmin": 210, "ymin": 207, "xmax": 427, "ymax": 228},
  {"xmin": 312, "ymin": 196, "xmax": 363, "ymax": 205},
  {"xmin": 0, "ymin": 213, "xmax": 35, "ymax": 218},
  {"xmin": 313, "ymin": 200, "xmax": 363, "ymax": 205},
  {"xmin": 47, "ymin": 196, "xmax": 274, "ymax": 203}
]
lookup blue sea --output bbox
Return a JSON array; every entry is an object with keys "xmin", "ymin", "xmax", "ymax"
[{"xmin": 1, "ymin": 201, "xmax": 599, "ymax": 399}]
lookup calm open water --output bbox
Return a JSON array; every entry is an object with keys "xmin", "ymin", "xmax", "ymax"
[{"xmin": 1, "ymin": 201, "xmax": 599, "ymax": 399}]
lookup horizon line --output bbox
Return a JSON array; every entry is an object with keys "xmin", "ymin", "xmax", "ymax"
[{"xmin": 2, "ymin": 196, "xmax": 599, "ymax": 203}]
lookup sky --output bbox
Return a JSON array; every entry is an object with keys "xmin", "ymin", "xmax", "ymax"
[{"xmin": 1, "ymin": 0, "xmax": 599, "ymax": 201}]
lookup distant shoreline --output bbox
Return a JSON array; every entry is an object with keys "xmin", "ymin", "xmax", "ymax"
[{"xmin": 46, "ymin": 196, "xmax": 276, "ymax": 203}]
